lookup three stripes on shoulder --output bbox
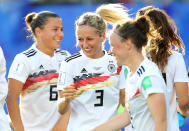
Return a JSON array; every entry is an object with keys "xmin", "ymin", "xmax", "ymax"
[
  {"xmin": 23, "ymin": 49, "xmax": 37, "ymax": 57},
  {"xmin": 65, "ymin": 52, "xmax": 81, "ymax": 62}
]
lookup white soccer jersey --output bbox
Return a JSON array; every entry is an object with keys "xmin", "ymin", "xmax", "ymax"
[
  {"xmin": 57, "ymin": 51, "xmax": 126, "ymax": 131},
  {"xmin": 163, "ymin": 51, "xmax": 189, "ymax": 131},
  {"xmin": 0, "ymin": 46, "xmax": 11, "ymax": 131},
  {"xmin": 8, "ymin": 44, "xmax": 70, "ymax": 131},
  {"xmin": 125, "ymin": 58, "xmax": 166, "ymax": 131}
]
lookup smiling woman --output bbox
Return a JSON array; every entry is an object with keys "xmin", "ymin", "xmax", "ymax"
[
  {"xmin": 57, "ymin": 5, "xmax": 129, "ymax": 131},
  {"xmin": 25, "ymin": 11, "xmax": 64, "ymax": 56},
  {"xmin": 76, "ymin": 24, "xmax": 105, "ymax": 59},
  {"xmin": 89, "ymin": 4, "xmax": 168, "ymax": 131},
  {"xmin": 6, "ymin": 11, "xmax": 70, "ymax": 131}
]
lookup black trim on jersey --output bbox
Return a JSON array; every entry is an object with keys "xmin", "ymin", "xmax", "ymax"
[
  {"xmin": 65, "ymin": 52, "xmax": 81, "ymax": 62},
  {"xmin": 55, "ymin": 49, "xmax": 68, "ymax": 56},
  {"xmin": 162, "ymin": 72, "xmax": 167, "ymax": 84},
  {"xmin": 28, "ymin": 69, "xmax": 57, "ymax": 78},
  {"xmin": 137, "ymin": 66, "xmax": 145, "ymax": 77},
  {"xmin": 73, "ymin": 73, "xmax": 102, "ymax": 82},
  {"xmin": 23, "ymin": 49, "xmax": 37, "ymax": 57}
]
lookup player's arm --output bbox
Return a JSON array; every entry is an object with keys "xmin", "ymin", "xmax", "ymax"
[
  {"xmin": 147, "ymin": 93, "xmax": 167, "ymax": 131},
  {"xmin": 57, "ymin": 83, "xmax": 75, "ymax": 115},
  {"xmin": 175, "ymin": 82, "xmax": 189, "ymax": 117},
  {"xmin": 119, "ymin": 89, "xmax": 125, "ymax": 107},
  {"xmin": 6, "ymin": 78, "xmax": 25, "ymax": 131},
  {"xmin": 174, "ymin": 54, "xmax": 189, "ymax": 117},
  {"xmin": 90, "ymin": 108, "xmax": 130, "ymax": 131},
  {"xmin": 52, "ymin": 108, "xmax": 71, "ymax": 131}
]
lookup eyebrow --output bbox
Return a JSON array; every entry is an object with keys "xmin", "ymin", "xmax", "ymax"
[{"xmin": 46, "ymin": 25, "xmax": 63, "ymax": 28}]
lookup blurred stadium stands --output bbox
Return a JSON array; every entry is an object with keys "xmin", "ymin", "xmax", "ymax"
[{"xmin": 0, "ymin": 0, "xmax": 189, "ymax": 130}]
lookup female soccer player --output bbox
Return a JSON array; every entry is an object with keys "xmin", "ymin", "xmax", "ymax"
[
  {"xmin": 89, "ymin": 4, "xmax": 168, "ymax": 131},
  {"xmin": 7, "ymin": 11, "xmax": 70, "ymax": 131},
  {"xmin": 57, "ymin": 4, "xmax": 129, "ymax": 131},
  {"xmin": 136, "ymin": 6, "xmax": 189, "ymax": 130},
  {"xmin": 0, "ymin": 46, "xmax": 11, "ymax": 130}
]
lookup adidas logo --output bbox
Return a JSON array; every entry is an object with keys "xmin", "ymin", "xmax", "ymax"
[
  {"xmin": 39, "ymin": 65, "xmax": 44, "ymax": 69},
  {"xmin": 81, "ymin": 68, "xmax": 87, "ymax": 73}
]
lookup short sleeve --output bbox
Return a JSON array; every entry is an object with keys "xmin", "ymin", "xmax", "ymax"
[
  {"xmin": 8, "ymin": 54, "xmax": 30, "ymax": 83},
  {"xmin": 174, "ymin": 53, "xmax": 188, "ymax": 82},
  {"xmin": 57, "ymin": 60, "xmax": 74, "ymax": 90},
  {"xmin": 0, "ymin": 47, "xmax": 8, "ymax": 104},
  {"xmin": 141, "ymin": 75, "xmax": 166, "ymax": 99},
  {"xmin": 0, "ymin": 47, "xmax": 7, "ymax": 86},
  {"xmin": 117, "ymin": 66, "xmax": 128, "ymax": 90}
]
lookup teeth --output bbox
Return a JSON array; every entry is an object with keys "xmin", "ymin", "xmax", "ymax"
[
  {"xmin": 85, "ymin": 47, "xmax": 91, "ymax": 49},
  {"xmin": 84, "ymin": 49, "xmax": 91, "ymax": 51}
]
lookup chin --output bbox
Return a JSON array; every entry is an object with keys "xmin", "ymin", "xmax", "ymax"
[
  {"xmin": 55, "ymin": 44, "xmax": 60, "ymax": 49},
  {"xmin": 116, "ymin": 58, "xmax": 123, "ymax": 66},
  {"xmin": 116, "ymin": 61, "xmax": 122, "ymax": 66},
  {"xmin": 83, "ymin": 51, "xmax": 94, "ymax": 58}
]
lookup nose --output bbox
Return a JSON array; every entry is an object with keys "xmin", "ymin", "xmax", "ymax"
[
  {"xmin": 59, "ymin": 30, "xmax": 64, "ymax": 39},
  {"xmin": 82, "ymin": 40, "xmax": 88, "ymax": 47}
]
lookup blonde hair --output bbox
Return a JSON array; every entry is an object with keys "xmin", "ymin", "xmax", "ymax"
[
  {"xmin": 96, "ymin": 3, "xmax": 131, "ymax": 25},
  {"xmin": 75, "ymin": 12, "xmax": 106, "ymax": 37}
]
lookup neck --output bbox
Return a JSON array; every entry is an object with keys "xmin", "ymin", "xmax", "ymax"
[
  {"xmin": 126, "ymin": 51, "xmax": 144, "ymax": 75},
  {"xmin": 36, "ymin": 43, "xmax": 54, "ymax": 57}
]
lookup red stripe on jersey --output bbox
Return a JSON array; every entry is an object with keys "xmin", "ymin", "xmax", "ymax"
[
  {"xmin": 23, "ymin": 73, "xmax": 59, "ymax": 91},
  {"xmin": 74, "ymin": 67, "xmax": 122, "ymax": 90},
  {"xmin": 117, "ymin": 66, "xmax": 122, "ymax": 75},
  {"xmin": 74, "ymin": 75, "xmax": 113, "ymax": 90},
  {"xmin": 133, "ymin": 88, "xmax": 140, "ymax": 97}
]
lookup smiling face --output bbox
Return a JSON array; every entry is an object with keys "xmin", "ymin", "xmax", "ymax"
[
  {"xmin": 36, "ymin": 17, "xmax": 64, "ymax": 50},
  {"xmin": 109, "ymin": 31, "xmax": 129, "ymax": 66},
  {"xmin": 76, "ymin": 25, "xmax": 105, "ymax": 59}
]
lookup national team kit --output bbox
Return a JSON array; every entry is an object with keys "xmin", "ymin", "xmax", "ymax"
[
  {"xmin": 125, "ymin": 58, "xmax": 167, "ymax": 131},
  {"xmin": 7, "ymin": 44, "xmax": 189, "ymax": 131},
  {"xmin": 8, "ymin": 44, "xmax": 70, "ymax": 131},
  {"xmin": 57, "ymin": 51, "xmax": 126, "ymax": 131}
]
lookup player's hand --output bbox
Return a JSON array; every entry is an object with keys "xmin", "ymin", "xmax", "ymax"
[
  {"xmin": 177, "ymin": 106, "xmax": 188, "ymax": 118},
  {"xmin": 59, "ymin": 83, "xmax": 76, "ymax": 100}
]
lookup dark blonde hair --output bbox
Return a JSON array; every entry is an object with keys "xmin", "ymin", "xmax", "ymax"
[
  {"xmin": 137, "ymin": 6, "xmax": 185, "ymax": 71},
  {"xmin": 75, "ymin": 12, "xmax": 106, "ymax": 37}
]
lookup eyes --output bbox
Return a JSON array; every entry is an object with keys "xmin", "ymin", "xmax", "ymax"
[
  {"xmin": 45, "ymin": 26, "xmax": 63, "ymax": 32},
  {"xmin": 52, "ymin": 27, "xmax": 63, "ymax": 32},
  {"xmin": 77, "ymin": 37, "xmax": 94, "ymax": 42}
]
